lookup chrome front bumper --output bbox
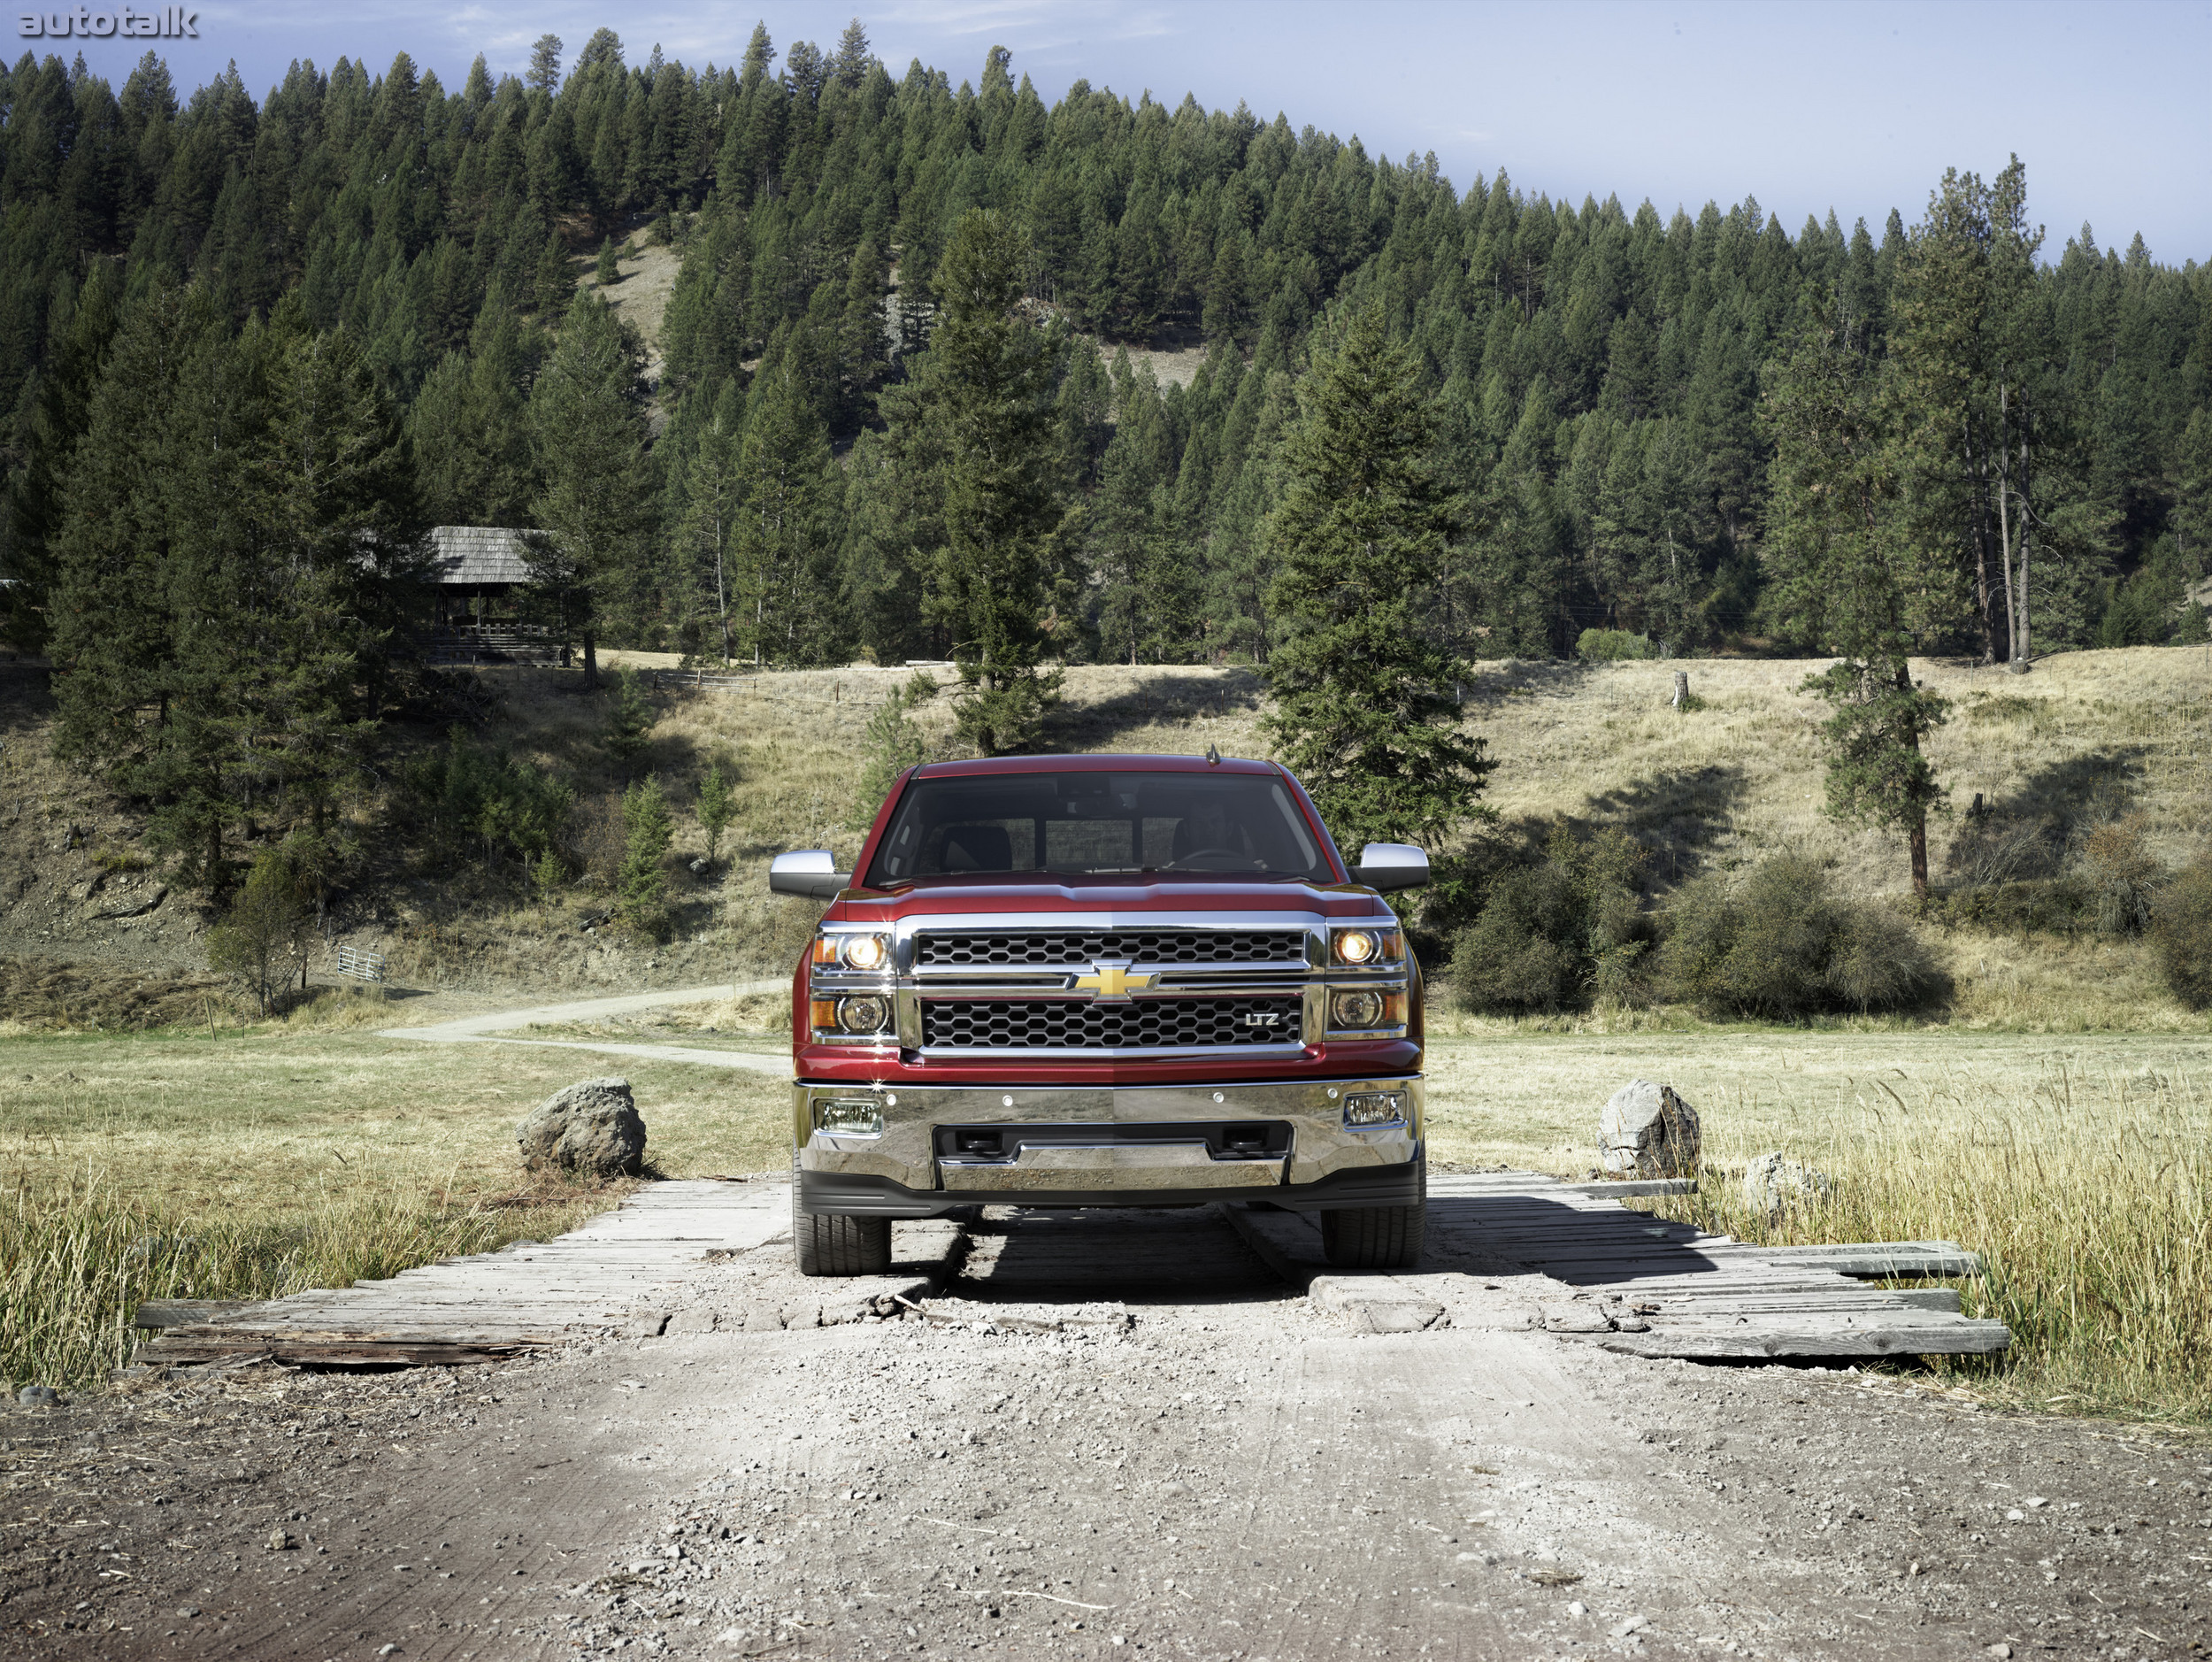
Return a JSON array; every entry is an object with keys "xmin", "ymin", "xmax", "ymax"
[{"xmin": 793, "ymin": 1075, "xmax": 1421, "ymax": 1214}]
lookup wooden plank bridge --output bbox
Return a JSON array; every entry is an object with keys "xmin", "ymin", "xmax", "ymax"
[
  {"xmin": 1234, "ymin": 1170, "xmax": 2008, "ymax": 1358},
  {"xmin": 132, "ymin": 1169, "xmax": 2006, "ymax": 1371}
]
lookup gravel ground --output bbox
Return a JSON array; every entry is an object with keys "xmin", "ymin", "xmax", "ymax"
[{"xmin": 3, "ymin": 1204, "xmax": 2207, "ymax": 1661}]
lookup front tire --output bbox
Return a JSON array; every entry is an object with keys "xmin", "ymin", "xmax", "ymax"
[
  {"xmin": 793, "ymin": 1181, "xmax": 892, "ymax": 1277},
  {"xmin": 1320, "ymin": 1194, "xmax": 1426, "ymax": 1270}
]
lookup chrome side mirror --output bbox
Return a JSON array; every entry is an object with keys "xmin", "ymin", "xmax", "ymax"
[
  {"xmin": 769, "ymin": 850, "xmax": 851, "ymax": 900},
  {"xmin": 1354, "ymin": 843, "xmax": 1430, "ymax": 892}
]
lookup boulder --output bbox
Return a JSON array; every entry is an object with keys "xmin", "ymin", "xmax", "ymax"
[
  {"xmin": 1599, "ymin": 1080, "xmax": 1701, "ymax": 1177},
  {"xmin": 1741, "ymin": 1151, "xmax": 1835, "ymax": 1215},
  {"xmin": 516, "ymin": 1077, "xmax": 647, "ymax": 1179}
]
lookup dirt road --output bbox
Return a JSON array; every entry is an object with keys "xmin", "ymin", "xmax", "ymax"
[
  {"xmin": 380, "ymin": 982, "xmax": 791, "ymax": 1074},
  {"xmin": 5, "ymin": 1187, "xmax": 2207, "ymax": 1661}
]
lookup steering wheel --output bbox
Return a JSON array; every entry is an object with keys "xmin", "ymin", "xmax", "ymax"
[{"xmin": 1166, "ymin": 846, "xmax": 1248, "ymax": 871}]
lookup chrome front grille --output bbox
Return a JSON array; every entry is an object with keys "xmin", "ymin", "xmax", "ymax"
[
  {"xmin": 915, "ymin": 930, "xmax": 1306, "ymax": 967},
  {"xmin": 919, "ymin": 996, "xmax": 1305, "ymax": 1050}
]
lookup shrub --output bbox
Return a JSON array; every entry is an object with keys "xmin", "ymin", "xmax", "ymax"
[
  {"xmin": 206, "ymin": 850, "xmax": 311, "ymax": 1015},
  {"xmin": 1451, "ymin": 824, "xmax": 1650, "ymax": 1013},
  {"xmin": 1576, "ymin": 627, "xmax": 1658, "ymax": 663},
  {"xmin": 2075, "ymin": 817, "xmax": 2160, "ymax": 935},
  {"xmin": 399, "ymin": 731, "xmax": 574, "ymax": 877},
  {"xmin": 2153, "ymin": 853, "xmax": 2212, "ymax": 1011},
  {"xmin": 1655, "ymin": 856, "xmax": 1947, "ymax": 1018}
]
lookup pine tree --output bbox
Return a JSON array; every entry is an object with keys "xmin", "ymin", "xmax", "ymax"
[
  {"xmin": 527, "ymin": 293, "xmax": 655, "ymax": 685},
  {"xmin": 526, "ymin": 35, "xmax": 563, "ymax": 95},
  {"xmin": 3, "ymin": 261, "xmax": 122, "ymax": 657},
  {"xmin": 602, "ymin": 667, "xmax": 656, "ymax": 782},
  {"xmin": 919, "ymin": 210, "xmax": 1066, "ymax": 754},
  {"xmin": 672, "ymin": 394, "xmax": 744, "ymax": 662},
  {"xmin": 1762, "ymin": 296, "xmax": 1953, "ymax": 896},
  {"xmin": 696, "ymin": 758, "xmax": 734, "ymax": 862},
  {"xmin": 616, "ymin": 775, "xmax": 674, "ymax": 938},
  {"xmin": 732, "ymin": 347, "xmax": 841, "ymax": 665},
  {"xmin": 831, "ymin": 19, "xmax": 872, "ymax": 90},
  {"xmin": 1263, "ymin": 302, "xmax": 1494, "ymax": 850}
]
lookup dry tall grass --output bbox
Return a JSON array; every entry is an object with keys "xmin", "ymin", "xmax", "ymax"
[
  {"xmin": 0, "ymin": 1175, "xmax": 609, "ymax": 1391},
  {"xmin": 0, "ymin": 1026, "xmax": 793, "ymax": 1389},
  {"xmin": 1422, "ymin": 1029, "xmax": 2212, "ymax": 1421}
]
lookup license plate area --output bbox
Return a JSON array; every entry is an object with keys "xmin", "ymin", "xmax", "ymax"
[{"xmin": 933, "ymin": 1120, "xmax": 1294, "ymax": 1166}]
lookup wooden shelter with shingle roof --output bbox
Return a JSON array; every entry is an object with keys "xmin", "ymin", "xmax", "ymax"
[{"xmin": 428, "ymin": 526, "xmax": 533, "ymax": 628}]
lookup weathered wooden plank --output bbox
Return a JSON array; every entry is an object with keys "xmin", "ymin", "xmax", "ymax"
[
  {"xmin": 1571, "ymin": 1317, "xmax": 2013, "ymax": 1359},
  {"xmin": 136, "ymin": 1338, "xmax": 531, "ymax": 1366},
  {"xmin": 1708, "ymin": 1243, "xmax": 1985, "ymax": 1279},
  {"xmin": 134, "ymin": 1299, "xmax": 255, "ymax": 1328}
]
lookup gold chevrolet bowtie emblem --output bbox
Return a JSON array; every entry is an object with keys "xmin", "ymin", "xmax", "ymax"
[{"xmin": 1073, "ymin": 961, "xmax": 1153, "ymax": 1001}]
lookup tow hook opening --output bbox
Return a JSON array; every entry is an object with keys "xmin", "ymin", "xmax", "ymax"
[{"xmin": 956, "ymin": 1130, "xmax": 1005, "ymax": 1158}]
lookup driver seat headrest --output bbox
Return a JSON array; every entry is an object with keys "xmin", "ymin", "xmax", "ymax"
[{"xmin": 941, "ymin": 823, "xmax": 1013, "ymax": 873}]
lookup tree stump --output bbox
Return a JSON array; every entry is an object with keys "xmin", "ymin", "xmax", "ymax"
[{"xmin": 1671, "ymin": 671, "xmax": 1690, "ymax": 711}]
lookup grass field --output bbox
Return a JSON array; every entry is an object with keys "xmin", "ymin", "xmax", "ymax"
[
  {"xmin": 1424, "ymin": 1027, "xmax": 2212, "ymax": 1423},
  {"xmin": 0, "ymin": 1020, "xmax": 794, "ymax": 1391},
  {"xmin": 7, "ymin": 1009, "xmax": 2209, "ymax": 1427}
]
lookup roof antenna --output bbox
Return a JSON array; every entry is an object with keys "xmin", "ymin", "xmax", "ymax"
[{"xmin": 1204, "ymin": 743, "xmax": 1221, "ymax": 766}]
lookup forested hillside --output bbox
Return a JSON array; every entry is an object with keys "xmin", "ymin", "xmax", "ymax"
[
  {"xmin": 3, "ymin": 17, "xmax": 2210, "ymax": 904},
  {"xmin": 5, "ymin": 22, "xmax": 2208, "ymax": 679}
]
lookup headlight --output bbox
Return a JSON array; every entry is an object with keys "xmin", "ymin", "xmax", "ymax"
[
  {"xmin": 1332, "ymin": 989, "xmax": 1387, "ymax": 1027},
  {"xmin": 836, "ymin": 994, "xmax": 891, "ymax": 1034},
  {"xmin": 813, "ymin": 931, "xmax": 891, "ymax": 969},
  {"xmin": 1332, "ymin": 927, "xmax": 1402, "ymax": 965},
  {"xmin": 841, "ymin": 933, "xmax": 889, "ymax": 970}
]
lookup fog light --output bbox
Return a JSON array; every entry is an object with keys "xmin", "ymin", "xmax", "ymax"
[
  {"xmin": 1332, "ymin": 989, "xmax": 1387, "ymax": 1028},
  {"xmin": 818, "ymin": 1097, "xmax": 884, "ymax": 1136},
  {"xmin": 1343, "ymin": 1091, "xmax": 1405, "ymax": 1128},
  {"xmin": 837, "ymin": 994, "xmax": 891, "ymax": 1034}
]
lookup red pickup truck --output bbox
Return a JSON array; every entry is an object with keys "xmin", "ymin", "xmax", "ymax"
[{"xmin": 770, "ymin": 753, "xmax": 1430, "ymax": 1278}]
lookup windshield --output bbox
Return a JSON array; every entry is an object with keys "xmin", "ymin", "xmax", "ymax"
[{"xmin": 864, "ymin": 771, "xmax": 1332, "ymax": 885}]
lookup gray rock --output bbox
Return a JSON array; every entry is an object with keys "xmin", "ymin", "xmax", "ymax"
[
  {"xmin": 1742, "ymin": 1150, "xmax": 1835, "ymax": 1215},
  {"xmin": 17, "ymin": 1385, "xmax": 61, "ymax": 1407},
  {"xmin": 688, "ymin": 858, "xmax": 710, "ymax": 875},
  {"xmin": 1539, "ymin": 1302, "xmax": 1614, "ymax": 1333},
  {"xmin": 516, "ymin": 1077, "xmax": 647, "ymax": 1179},
  {"xmin": 1599, "ymin": 1080, "xmax": 1701, "ymax": 1177}
]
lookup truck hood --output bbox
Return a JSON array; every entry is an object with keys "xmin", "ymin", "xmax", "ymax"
[{"xmin": 826, "ymin": 873, "xmax": 1386, "ymax": 923}]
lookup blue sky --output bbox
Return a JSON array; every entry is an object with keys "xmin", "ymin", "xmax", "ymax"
[{"xmin": 27, "ymin": 0, "xmax": 2211, "ymax": 261}]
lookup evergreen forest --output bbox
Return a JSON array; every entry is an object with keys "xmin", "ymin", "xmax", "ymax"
[{"xmin": 4, "ymin": 23, "xmax": 2209, "ymax": 762}]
